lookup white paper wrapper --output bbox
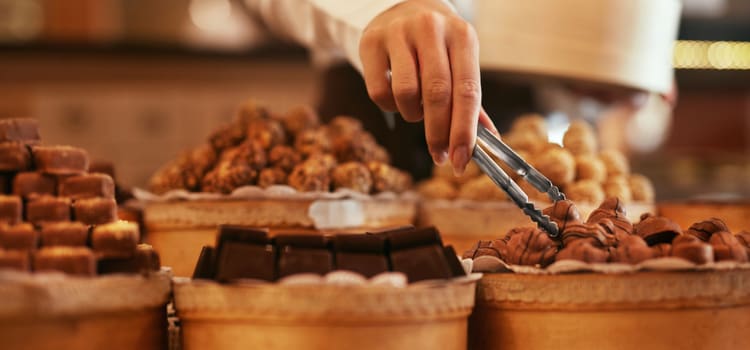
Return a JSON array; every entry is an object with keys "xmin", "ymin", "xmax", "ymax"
[{"xmin": 134, "ymin": 186, "xmax": 417, "ymax": 203}]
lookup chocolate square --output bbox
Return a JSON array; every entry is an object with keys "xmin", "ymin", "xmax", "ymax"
[
  {"xmin": 0, "ymin": 250, "xmax": 31, "ymax": 271},
  {"xmin": 59, "ymin": 173, "xmax": 115, "ymax": 199},
  {"xmin": 0, "ymin": 142, "xmax": 31, "ymax": 172},
  {"xmin": 73, "ymin": 197, "xmax": 117, "ymax": 225},
  {"xmin": 215, "ymin": 241, "xmax": 276, "ymax": 282},
  {"xmin": 0, "ymin": 195, "xmax": 22, "ymax": 225},
  {"xmin": 40, "ymin": 221, "xmax": 89, "ymax": 246},
  {"xmin": 0, "ymin": 223, "xmax": 38, "ymax": 250},
  {"xmin": 98, "ymin": 243, "xmax": 160, "ymax": 274},
  {"xmin": 192, "ymin": 246, "xmax": 216, "ymax": 279},
  {"xmin": 12, "ymin": 172, "xmax": 57, "ymax": 198},
  {"xmin": 0, "ymin": 119, "xmax": 40, "ymax": 144},
  {"xmin": 215, "ymin": 225, "xmax": 269, "ymax": 252},
  {"xmin": 333, "ymin": 234, "xmax": 389, "ymax": 277},
  {"xmin": 26, "ymin": 195, "xmax": 71, "ymax": 224},
  {"xmin": 388, "ymin": 226, "xmax": 443, "ymax": 249},
  {"xmin": 88, "ymin": 161, "xmax": 116, "ymax": 180},
  {"xmin": 277, "ymin": 246, "xmax": 333, "ymax": 277},
  {"xmin": 390, "ymin": 245, "xmax": 452, "ymax": 282},
  {"xmin": 32, "ymin": 145, "xmax": 89, "ymax": 175},
  {"xmin": 33, "ymin": 246, "xmax": 96, "ymax": 276},
  {"xmin": 91, "ymin": 221, "xmax": 139, "ymax": 259}
]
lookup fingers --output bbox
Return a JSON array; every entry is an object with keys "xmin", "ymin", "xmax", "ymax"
[
  {"xmin": 360, "ymin": 28, "xmax": 397, "ymax": 112},
  {"xmin": 446, "ymin": 19, "xmax": 481, "ymax": 175},
  {"xmin": 478, "ymin": 108, "xmax": 498, "ymax": 135},
  {"xmin": 414, "ymin": 12, "xmax": 452, "ymax": 165},
  {"xmin": 387, "ymin": 23, "xmax": 423, "ymax": 123}
]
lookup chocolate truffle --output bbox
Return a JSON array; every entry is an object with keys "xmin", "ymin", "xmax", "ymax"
[
  {"xmin": 33, "ymin": 246, "xmax": 96, "ymax": 276},
  {"xmin": 462, "ymin": 239, "xmax": 506, "ymax": 260},
  {"xmin": 327, "ymin": 115, "xmax": 363, "ymax": 138},
  {"xmin": 26, "ymin": 196, "xmax": 71, "ymax": 224},
  {"xmin": 201, "ymin": 141, "xmax": 266, "ymax": 193},
  {"xmin": 148, "ymin": 158, "xmax": 190, "ymax": 194},
  {"xmin": 737, "ymin": 231, "xmax": 750, "ymax": 255},
  {"xmin": 332, "ymin": 162, "xmax": 373, "ymax": 193},
  {"xmin": 418, "ymin": 178, "xmax": 458, "ymax": 200},
  {"xmin": 651, "ymin": 243, "xmax": 672, "ymax": 258},
  {"xmin": 91, "ymin": 221, "xmax": 140, "ymax": 259},
  {"xmin": 686, "ymin": 218, "xmax": 729, "ymax": 242},
  {"xmin": 609, "ymin": 235, "xmax": 654, "ymax": 264},
  {"xmin": 288, "ymin": 160, "xmax": 331, "ymax": 192},
  {"xmin": 587, "ymin": 197, "xmax": 633, "ymax": 237},
  {"xmin": 633, "ymin": 213, "xmax": 682, "ymax": 246},
  {"xmin": 532, "ymin": 147, "xmax": 576, "ymax": 186},
  {"xmin": 246, "ymin": 118, "xmax": 286, "ymax": 150},
  {"xmin": 565, "ymin": 180, "xmax": 605, "ymax": 204},
  {"xmin": 0, "ymin": 195, "xmax": 22, "ymax": 225},
  {"xmin": 0, "ymin": 142, "xmax": 31, "ymax": 171},
  {"xmin": 561, "ymin": 222, "xmax": 615, "ymax": 248},
  {"xmin": 629, "ymin": 174, "xmax": 655, "ymax": 202},
  {"xmin": 294, "ymin": 128, "xmax": 332, "ymax": 157},
  {"xmin": 208, "ymin": 122, "xmax": 245, "ymax": 152},
  {"xmin": 504, "ymin": 227, "xmax": 559, "ymax": 267},
  {"xmin": 599, "ymin": 149, "xmax": 630, "ymax": 177},
  {"xmin": 59, "ymin": 173, "xmax": 115, "ymax": 200},
  {"xmin": 510, "ymin": 114, "xmax": 547, "ymax": 142},
  {"xmin": 234, "ymin": 99, "xmax": 271, "ymax": 127},
  {"xmin": 257, "ymin": 167, "xmax": 287, "ymax": 188},
  {"xmin": 504, "ymin": 131, "xmax": 546, "ymax": 155},
  {"xmin": 32, "ymin": 145, "xmax": 89, "ymax": 175},
  {"xmin": 556, "ymin": 239, "xmax": 609, "ymax": 263},
  {"xmin": 268, "ymin": 145, "xmax": 301, "ymax": 173},
  {"xmin": 672, "ymin": 235, "xmax": 714, "ymax": 264},
  {"xmin": 0, "ymin": 250, "xmax": 30, "ymax": 271},
  {"xmin": 574, "ymin": 154, "xmax": 607, "ymax": 183},
  {"xmin": 542, "ymin": 200, "xmax": 582, "ymax": 233},
  {"xmin": 282, "ymin": 105, "xmax": 320, "ymax": 136},
  {"xmin": 709, "ymin": 231, "xmax": 749, "ymax": 262},
  {"xmin": 0, "ymin": 118, "xmax": 40, "ymax": 144},
  {"xmin": 332, "ymin": 131, "xmax": 387, "ymax": 164},
  {"xmin": 457, "ymin": 176, "xmax": 507, "ymax": 201},
  {"xmin": 73, "ymin": 197, "xmax": 117, "ymax": 225},
  {"xmin": 603, "ymin": 176, "xmax": 632, "ymax": 203},
  {"xmin": 12, "ymin": 172, "xmax": 57, "ymax": 198},
  {"xmin": 367, "ymin": 161, "xmax": 412, "ymax": 193},
  {"xmin": 0, "ymin": 223, "xmax": 38, "ymax": 250},
  {"xmin": 563, "ymin": 120, "xmax": 597, "ymax": 156},
  {"xmin": 39, "ymin": 221, "xmax": 89, "ymax": 247},
  {"xmin": 305, "ymin": 153, "xmax": 338, "ymax": 171},
  {"xmin": 179, "ymin": 144, "xmax": 218, "ymax": 191}
]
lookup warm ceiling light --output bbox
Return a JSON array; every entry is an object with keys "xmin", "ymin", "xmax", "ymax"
[{"xmin": 674, "ymin": 40, "xmax": 750, "ymax": 70}]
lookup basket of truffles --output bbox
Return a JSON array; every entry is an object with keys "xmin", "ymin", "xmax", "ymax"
[
  {"xmin": 140, "ymin": 100, "xmax": 415, "ymax": 276},
  {"xmin": 417, "ymin": 115, "xmax": 656, "ymax": 252},
  {"xmin": 462, "ymin": 197, "xmax": 750, "ymax": 350},
  {"xmin": 0, "ymin": 119, "xmax": 169, "ymax": 350}
]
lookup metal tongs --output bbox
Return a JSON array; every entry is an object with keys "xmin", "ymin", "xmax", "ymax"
[{"xmin": 473, "ymin": 126, "xmax": 565, "ymax": 238}]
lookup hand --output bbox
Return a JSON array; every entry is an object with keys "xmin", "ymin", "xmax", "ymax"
[{"xmin": 359, "ymin": 0, "xmax": 495, "ymax": 175}]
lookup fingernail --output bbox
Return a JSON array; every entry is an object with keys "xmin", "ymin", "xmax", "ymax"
[
  {"xmin": 432, "ymin": 150, "xmax": 448, "ymax": 165},
  {"xmin": 451, "ymin": 145, "xmax": 469, "ymax": 176}
]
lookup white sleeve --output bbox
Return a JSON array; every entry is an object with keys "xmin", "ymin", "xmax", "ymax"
[{"xmin": 244, "ymin": 0, "xmax": 406, "ymax": 73}]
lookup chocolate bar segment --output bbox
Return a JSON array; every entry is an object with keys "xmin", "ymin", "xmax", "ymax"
[
  {"xmin": 0, "ymin": 119, "xmax": 40, "ymax": 144},
  {"xmin": 12, "ymin": 172, "xmax": 57, "ymax": 197},
  {"xmin": 40, "ymin": 221, "xmax": 89, "ymax": 246},
  {"xmin": 26, "ymin": 195, "xmax": 71, "ymax": 224},
  {"xmin": 73, "ymin": 197, "xmax": 117, "ymax": 225},
  {"xmin": 0, "ymin": 223, "xmax": 38, "ymax": 250},
  {"xmin": 193, "ymin": 246, "xmax": 216, "ymax": 279},
  {"xmin": 333, "ymin": 234, "xmax": 389, "ymax": 277},
  {"xmin": 0, "ymin": 250, "xmax": 31, "ymax": 271},
  {"xmin": 59, "ymin": 173, "xmax": 115, "ymax": 199},
  {"xmin": 33, "ymin": 246, "xmax": 96, "ymax": 276},
  {"xmin": 276, "ymin": 234, "xmax": 332, "ymax": 277},
  {"xmin": 388, "ymin": 227, "xmax": 453, "ymax": 282},
  {"xmin": 88, "ymin": 160, "xmax": 116, "ymax": 180},
  {"xmin": 214, "ymin": 226, "xmax": 275, "ymax": 281},
  {"xmin": 91, "ymin": 221, "xmax": 139, "ymax": 259},
  {"xmin": 443, "ymin": 246, "xmax": 467, "ymax": 277},
  {"xmin": 98, "ymin": 243, "xmax": 161, "ymax": 274},
  {"xmin": 0, "ymin": 142, "xmax": 31, "ymax": 172},
  {"xmin": 215, "ymin": 225, "xmax": 269, "ymax": 252},
  {"xmin": 32, "ymin": 145, "xmax": 89, "ymax": 175},
  {"xmin": 0, "ymin": 195, "xmax": 22, "ymax": 225}
]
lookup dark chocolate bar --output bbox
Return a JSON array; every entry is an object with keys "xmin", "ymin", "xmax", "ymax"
[
  {"xmin": 59, "ymin": 173, "xmax": 115, "ymax": 199},
  {"xmin": 215, "ymin": 225, "xmax": 269, "ymax": 253},
  {"xmin": 0, "ymin": 195, "xmax": 22, "ymax": 225},
  {"xmin": 33, "ymin": 246, "xmax": 96, "ymax": 276},
  {"xmin": 388, "ymin": 227, "xmax": 453, "ymax": 282},
  {"xmin": 333, "ymin": 234, "xmax": 389, "ymax": 277},
  {"xmin": 26, "ymin": 195, "xmax": 71, "ymax": 224},
  {"xmin": 276, "ymin": 234, "xmax": 332, "ymax": 277},
  {"xmin": 0, "ymin": 249, "xmax": 31, "ymax": 271},
  {"xmin": 39, "ymin": 221, "xmax": 89, "ymax": 246},
  {"xmin": 214, "ymin": 226, "xmax": 275, "ymax": 281},
  {"xmin": 192, "ymin": 246, "xmax": 216, "ymax": 279},
  {"xmin": 12, "ymin": 172, "xmax": 57, "ymax": 197},
  {"xmin": 0, "ymin": 142, "xmax": 31, "ymax": 172},
  {"xmin": 0, "ymin": 223, "xmax": 38, "ymax": 250},
  {"xmin": 0, "ymin": 119, "xmax": 40, "ymax": 144},
  {"xmin": 91, "ymin": 221, "xmax": 139, "ymax": 259},
  {"xmin": 32, "ymin": 145, "xmax": 89, "ymax": 175},
  {"xmin": 443, "ymin": 246, "xmax": 467, "ymax": 277},
  {"xmin": 73, "ymin": 197, "xmax": 117, "ymax": 225}
]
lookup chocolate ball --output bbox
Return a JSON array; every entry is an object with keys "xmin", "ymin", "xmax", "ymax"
[
  {"xmin": 651, "ymin": 243, "xmax": 672, "ymax": 258},
  {"xmin": 305, "ymin": 153, "xmax": 338, "ymax": 171},
  {"xmin": 633, "ymin": 213, "xmax": 682, "ymax": 246},
  {"xmin": 510, "ymin": 114, "xmax": 548, "ymax": 141},
  {"xmin": 556, "ymin": 239, "xmax": 609, "ymax": 263},
  {"xmin": 257, "ymin": 167, "xmax": 287, "ymax": 188},
  {"xmin": 504, "ymin": 131, "xmax": 546, "ymax": 155},
  {"xmin": 542, "ymin": 200, "xmax": 582, "ymax": 233},
  {"xmin": 603, "ymin": 176, "xmax": 632, "ymax": 203},
  {"xmin": 268, "ymin": 145, "xmax": 302, "ymax": 173},
  {"xmin": 328, "ymin": 115, "xmax": 363, "ymax": 138},
  {"xmin": 709, "ymin": 231, "xmax": 749, "ymax": 262},
  {"xmin": 367, "ymin": 161, "xmax": 412, "ymax": 194},
  {"xmin": 294, "ymin": 128, "xmax": 332, "ymax": 157},
  {"xmin": 565, "ymin": 180, "xmax": 605, "ymax": 204},
  {"xmin": 599, "ymin": 149, "xmax": 630, "ymax": 177},
  {"xmin": 686, "ymin": 218, "xmax": 729, "ymax": 242},
  {"xmin": 208, "ymin": 122, "xmax": 246, "ymax": 152},
  {"xmin": 532, "ymin": 147, "xmax": 576, "ymax": 186},
  {"xmin": 418, "ymin": 178, "xmax": 458, "ymax": 200},
  {"xmin": 609, "ymin": 234, "xmax": 654, "ymax": 264},
  {"xmin": 282, "ymin": 105, "xmax": 320, "ymax": 136},
  {"xmin": 458, "ymin": 176, "xmax": 507, "ymax": 201},
  {"xmin": 504, "ymin": 227, "xmax": 559, "ymax": 267},
  {"xmin": 629, "ymin": 174, "xmax": 655, "ymax": 202},
  {"xmin": 575, "ymin": 154, "xmax": 607, "ymax": 183},
  {"xmin": 671, "ymin": 235, "xmax": 714, "ymax": 264},
  {"xmin": 287, "ymin": 161, "xmax": 331, "ymax": 192},
  {"xmin": 563, "ymin": 120, "xmax": 598, "ymax": 156},
  {"xmin": 331, "ymin": 162, "xmax": 373, "ymax": 194},
  {"xmin": 246, "ymin": 118, "xmax": 287, "ymax": 150}
]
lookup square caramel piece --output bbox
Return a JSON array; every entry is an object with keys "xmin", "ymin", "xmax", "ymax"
[
  {"xmin": 0, "ymin": 119, "xmax": 40, "ymax": 144},
  {"xmin": 91, "ymin": 221, "xmax": 139, "ymax": 259},
  {"xmin": 0, "ymin": 223, "xmax": 38, "ymax": 250},
  {"xmin": 32, "ymin": 145, "xmax": 89, "ymax": 175},
  {"xmin": 12, "ymin": 172, "xmax": 57, "ymax": 198},
  {"xmin": 26, "ymin": 195, "xmax": 71, "ymax": 224},
  {"xmin": 40, "ymin": 221, "xmax": 89, "ymax": 247},
  {"xmin": 59, "ymin": 173, "xmax": 115, "ymax": 199},
  {"xmin": 0, "ymin": 142, "xmax": 31, "ymax": 172},
  {"xmin": 0, "ymin": 195, "xmax": 22, "ymax": 225},
  {"xmin": 0, "ymin": 250, "xmax": 31, "ymax": 271},
  {"xmin": 33, "ymin": 246, "xmax": 96, "ymax": 276},
  {"xmin": 98, "ymin": 243, "xmax": 161, "ymax": 275},
  {"xmin": 73, "ymin": 197, "xmax": 117, "ymax": 225}
]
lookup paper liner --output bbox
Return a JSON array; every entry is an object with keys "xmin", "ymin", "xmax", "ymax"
[
  {"xmin": 0, "ymin": 269, "xmax": 172, "ymax": 318},
  {"xmin": 134, "ymin": 186, "xmax": 417, "ymax": 203},
  {"xmin": 174, "ymin": 274, "xmax": 480, "ymax": 322}
]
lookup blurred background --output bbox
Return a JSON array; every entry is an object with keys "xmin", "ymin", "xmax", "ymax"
[{"xmin": 0, "ymin": 0, "xmax": 748, "ymax": 200}]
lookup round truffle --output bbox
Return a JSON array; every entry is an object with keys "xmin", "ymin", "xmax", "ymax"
[
  {"xmin": 599, "ymin": 149, "xmax": 630, "ymax": 177},
  {"xmin": 268, "ymin": 145, "xmax": 302, "ymax": 173},
  {"xmin": 246, "ymin": 118, "xmax": 286, "ymax": 150},
  {"xmin": 563, "ymin": 120, "xmax": 598, "ymax": 156},
  {"xmin": 574, "ymin": 154, "xmax": 606, "ymax": 183},
  {"xmin": 532, "ymin": 147, "xmax": 576, "ymax": 186},
  {"xmin": 629, "ymin": 173, "xmax": 655, "ymax": 202},
  {"xmin": 603, "ymin": 176, "xmax": 632, "ymax": 203},
  {"xmin": 709, "ymin": 231, "xmax": 749, "ymax": 262},
  {"xmin": 565, "ymin": 180, "xmax": 605, "ymax": 204},
  {"xmin": 294, "ymin": 128, "xmax": 332, "ymax": 157},
  {"xmin": 542, "ymin": 200, "xmax": 581, "ymax": 233},
  {"xmin": 686, "ymin": 218, "xmax": 729, "ymax": 242},
  {"xmin": 556, "ymin": 239, "xmax": 609, "ymax": 263},
  {"xmin": 282, "ymin": 105, "xmax": 320, "ymax": 136},
  {"xmin": 510, "ymin": 114, "xmax": 548, "ymax": 141},
  {"xmin": 609, "ymin": 234, "xmax": 654, "ymax": 264},
  {"xmin": 633, "ymin": 213, "xmax": 682, "ymax": 246},
  {"xmin": 458, "ymin": 176, "xmax": 507, "ymax": 201},
  {"xmin": 671, "ymin": 235, "xmax": 714, "ymax": 264},
  {"xmin": 503, "ymin": 227, "xmax": 559, "ymax": 267},
  {"xmin": 561, "ymin": 222, "xmax": 615, "ymax": 248},
  {"xmin": 257, "ymin": 167, "xmax": 287, "ymax": 188},
  {"xmin": 331, "ymin": 162, "xmax": 373, "ymax": 194},
  {"xmin": 462, "ymin": 239, "xmax": 506, "ymax": 260},
  {"xmin": 367, "ymin": 161, "xmax": 412, "ymax": 193},
  {"xmin": 327, "ymin": 115, "xmax": 363, "ymax": 138},
  {"xmin": 418, "ymin": 178, "xmax": 458, "ymax": 200},
  {"xmin": 287, "ymin": 160, "xmax": 331, "ymax": 192}
]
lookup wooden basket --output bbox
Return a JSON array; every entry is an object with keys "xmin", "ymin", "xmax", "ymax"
[
  {"xmin": 469, "ymin": 269, "xmax": 750, "ymax": 350},
  {"xmin": 173, "ymin": 277, "xmax": 478, "ymax": 350},
  {"xmin": 475, "ymin": 0, "xmax": 681, "ymax": 93}
]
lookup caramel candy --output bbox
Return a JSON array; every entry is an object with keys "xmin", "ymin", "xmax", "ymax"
[
  {"xmin": 609, "ymin": 235, "xmax": 654, "ymax": 264},
  {"xmin": 268, "ymin": 145, "xmax": 301, "ymax": 173},
  {"xmin": 88, "ymin": 160, "xmax": 116, "ymax": 180},
  {"xmin": 672, "ymin": 235, "xmax": 714, "ymax": 264},
  {"xmin": 709, "ymin": 231, "xmax": 749, "ymax": 262},
  {"xmin": 12, "ymin": 172, "xmax": 57, "ymax": 197},
  {"xmin": 563, "ymin": 120, "xmax": 597, "ymax": 156},
  {"xmin": 32, "ymin": 146, "xmax": 89, "ymax": 175},
  {"xmin": 565, "ymin": 180, "xmax": 605, "ymax": 204},
  {"xmin": 331, "ymin": 162, "xmax": 372, "ymax": 194},
  {"xmin": 26, "ymin": 196, "xmax": 71, "ymax": 224},
  {"xmin": 40, "ymin": 221, "xmax": 89, "ymax": 247},
  {"xmin": 557, "ymin": 239, "xmax": 609, "ymax": 263},
  {"xmin": 59, "ymin": 173, "xmax": 115, "ymax": 199},
  {"xmin": 458, "ymin": 176, "xmax": 506, "ymax": 201},
  {"xmin": 257, "ymin": 167, "xmax": 287, "ymax": 188},
  {"xmin": 504, "ymin": 227, "xmax": 559, "ymax": 267},
  {"xmin": 599, "ymin": 149, "xmax": 630, "ymax": 176},
  {"xmin": 686, "ymin": 218, "xmax": 729, "ymax": 242},
  {"xmin": 0, "ymin": 195, "xmax": 22, "ymax": 225},
  {"xmin": 282, "ymin": 105, "xmax": 320, "ymax": 136},
  {"xmin": 0, "ymin": 250, "xmax": 31, "ymax": 271},
  {"xmin": 0, "ymin": 119, "xmax": 40, "ymax": 144},
  {"xmin": 98, "ymin": 243, "xmax": 161, "ymax": 274},
  {"xmin": 367, "ymin": 161, "xmax": 412, "ymax": 193},
  {"xmin": 91, "ymin": 221, "xmax": 140, "ymax": 259},
  {"xmin": 633, "ymin": 213, "xmax": 682, "ymax": 246},
  {"xmin": 587, "ymin": 197, "xmax": 633, "ymax": 237},
  {"xmin": 0, "ymin": 142, "xmax": 31, "ymax": 171},
  {"xmin": 418, "ymin": 178, "xmax": 458, "ymax": 200},
  {"xmin": 574, "ymin": 154, "xmax": 607, "ymax": 183},
  {"xmin": 561, "ymin": 222, "xmax": 615, "ymax": 248},
  {"xmin": 0, "ymin": 223, "xmax": 38, "ymax": 250},
  {"xmin": 73, "ymin": 197, "xmax": 117, "ymax": 225},
  {"xmin": 542, "ymin": 200, "xmax": 582, "ymax": 233},
  {"xmin": 33, "ymin": 246, "xmax": 96, "ymax": 276},
  {"xmin": 532, "ymin": 147, "xmax": 576, "ymax": 186}
]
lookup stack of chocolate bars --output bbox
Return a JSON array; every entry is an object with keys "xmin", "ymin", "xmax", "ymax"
[
  {"xmin": 193, "ymin": 225, "xmax": 466, "ymax": 283},
  {"xmin": 0, "ymin": 118, "xmax": 159, "ymax": 276}
]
